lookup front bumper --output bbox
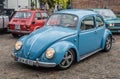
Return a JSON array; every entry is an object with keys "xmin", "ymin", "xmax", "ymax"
[
  {"xmin": 108, "ymin": 27, "xmax": 120, "ymax": 33},
  {"xmin": 11, "ymin": 53, "xmax": 56, "ymax": 67},
  {"xmin": 8, "ymin": 29, "xmax": 31, "ymax": 34}
]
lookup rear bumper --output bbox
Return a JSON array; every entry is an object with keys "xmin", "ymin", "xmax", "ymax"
[
  {"xmin": 11, "ymin": 53, "xmax": 56, "ymax": 67},
  {"xmin": 8, "ymin": 29, "xmax": 31, "ymax": 34}
]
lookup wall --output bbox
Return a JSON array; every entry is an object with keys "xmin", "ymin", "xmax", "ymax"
[{"xmin": 72, "ymin": 0, "xmax": 120, "ymax": 13}]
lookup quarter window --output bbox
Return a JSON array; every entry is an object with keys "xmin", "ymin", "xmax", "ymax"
[
  {"xmin": 80, "ymin": 16, "xmax": 95, "ymax": 31},
  {"xmin": 96, "ymin": 16, "xmax": 104, "ymax": 27}
]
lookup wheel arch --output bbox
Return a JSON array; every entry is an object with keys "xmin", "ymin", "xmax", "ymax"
[
  {"xmin": 69, "ymin": 48, "xmax": 78, "ymax": 63},
  {"xmin": 49, "ymin": 41, "xmax": 80, "ymax": 65},
  {"xmin": 102, "ymin": 29, "xmax": 112, "ymax": 49},
  {"xmin": 33, "ymin": 26, "xmax": 40, "ymax": 31}
]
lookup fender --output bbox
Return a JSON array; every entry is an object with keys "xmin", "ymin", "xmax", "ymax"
[
  {"xmin": 41, "ymin": 41, "xmax": 80, "ymax": 65},
  {"xmin": 30, "ymin": 26, "xmax": 40, "ymax": 32},
  {"xmin": 101, "ymin": 29, "xmax": 112, "ymax": 49}
]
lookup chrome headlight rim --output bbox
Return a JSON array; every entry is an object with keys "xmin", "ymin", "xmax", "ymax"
[
  {"xmin": 45, "ymin": 48, "xmax": 55, "ymax": 59},
  {"xmin": 15, "ymin": 41, "xmax": 22, "ymax": 50}
]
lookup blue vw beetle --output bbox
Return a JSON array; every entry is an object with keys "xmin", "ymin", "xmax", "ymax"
[{"xmin": 12, "ymin": 9, "xmax": 112, "ymax": 69}]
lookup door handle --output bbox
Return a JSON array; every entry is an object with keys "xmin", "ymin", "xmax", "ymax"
[{"xmin": 94, "ymin": 31, "xmax": 97, "ymax": 34}]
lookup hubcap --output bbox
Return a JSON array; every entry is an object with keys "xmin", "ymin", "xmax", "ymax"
[{"xmin": 59, "ymin": 50, "xmax": 74, "ymax": 68}]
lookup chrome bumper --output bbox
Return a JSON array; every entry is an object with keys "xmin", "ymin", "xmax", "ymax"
[
  {"xmin": 8, "ymin": 29, "xmax": 31, "ymax": 34},
  {"xmin": 11, "ymin": 53, "xmax": 56, "ymax": 67}
]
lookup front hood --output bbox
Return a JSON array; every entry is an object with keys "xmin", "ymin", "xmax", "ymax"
[
  {"xmin": 105, "ymin": 18, "xmax": 120, "ymax": 24},
  {"xmin": 22, "ymin": 26, "xmax": 77, "ymax": 59}
]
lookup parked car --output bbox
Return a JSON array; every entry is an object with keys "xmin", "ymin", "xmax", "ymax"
[
  {"xmin": 11, "ymin": 9, "xmax": 112, "ymax": 69},
  {"xmin": 8, "ymin": 9, "xmax": 49, "ymax": 37},
  {"xmin": 91, "ymin": 9, "xmax": 120, "ymax": 33},
  {"xmin": 0, "ymin": 15, "xmax": 9, "ymax": 32},
  {"xmin": 0, "ymin": 9, "xmax": 14, "ymax": 33}
]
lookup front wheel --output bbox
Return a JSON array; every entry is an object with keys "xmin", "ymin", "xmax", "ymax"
[
  {"xmin": 103, "ymin": 35, "xmax": 112, "ymax": 52},
  {"xmin": 58, "ymin": 49, "xmax": 75, "ymax": 69}
]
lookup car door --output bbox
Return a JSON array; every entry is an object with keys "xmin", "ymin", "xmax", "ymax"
[
  {"xmin": 34, "ymin": 12, "xmax": 43, "ymax": 28},
  {"xmin": 95, "ymin": 15, "xmax": 105, "ymax": 48},
  {"xmin": 79, "ymin": 16, "xmax": 99, "ymax": 56}
]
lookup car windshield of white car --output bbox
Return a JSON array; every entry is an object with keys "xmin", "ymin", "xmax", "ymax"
[
  {"xmin": 95, "ymin": 9, "xmax": 116, "ymax": 18},
  {"xmin": 46, "ymin": 14, "xmax": 78, "ymax": 29}
]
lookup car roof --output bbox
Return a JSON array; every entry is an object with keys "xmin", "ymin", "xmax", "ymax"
[
  {"xmin": 55, "ymin": 9, "xmax": 97, "ymax": 18},
  {"xmin": 91, "ymin": 8, "xmax": 111, "ymax": 11}
]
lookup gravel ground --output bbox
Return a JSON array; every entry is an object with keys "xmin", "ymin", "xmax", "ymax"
[{"xmin": 0, "ymin": 33, "xmax": 120, "ymax": 79}]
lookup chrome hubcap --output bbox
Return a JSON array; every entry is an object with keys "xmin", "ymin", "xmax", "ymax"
[{"xmin": 59, "ymin": 50, "xmax": 74, "ymax": 68}]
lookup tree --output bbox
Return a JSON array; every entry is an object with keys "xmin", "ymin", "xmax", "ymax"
[
  {"xmin": 53, "ymin": 0, "xmax": 69, "ymax": 9},
  {"xmin": 31, "ymin": 0, "xmax": 35, "ymax": 9},
  {"xmin": 38, "ymin": 0, "xmax": 53, "ymax": 8}
]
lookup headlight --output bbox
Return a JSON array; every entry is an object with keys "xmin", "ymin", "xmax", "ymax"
[
  {"xmin": 109, "ymin": 23, "xmax": 114, "ymax": 27},
  {"xmin": 15, "ymin": 41, "xmax": 22, "ymax": 50},
  {"xmin": 46, "ymin": 48, "xmax": 55, "ymax": 59}
]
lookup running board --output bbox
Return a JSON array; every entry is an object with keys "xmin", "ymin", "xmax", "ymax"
[{"xmin": 80, "ymin": 48, "xmax": 102, "ymax": 61}]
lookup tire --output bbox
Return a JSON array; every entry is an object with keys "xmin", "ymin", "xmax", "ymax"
[
  {"xmin": 3, "ymin": 28, "xmax": 8, "ymax": 33},
  {"xmin": 58, "ymin": 49, "xmax": 75, "ymax": 70},
  {"xmin": 12, "ymin": 33, "xmax": 19, "ymax": 38},
  {"xmin": 103, "ymin": 35, "xmax": 112, "ymax": 52}
]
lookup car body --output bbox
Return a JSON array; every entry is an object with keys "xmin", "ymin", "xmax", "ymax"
[
  {"xmin": 11, "ymin": 9, "xmax": 112, "ymax": 69},
  {"xmin": 91, "ymin": 9, "xmax": 120, "ymax": 33},
  {"xmin": 0, "ymin": 9, "xmax": 14, "ymax": 32},
  {"xmin": 0, "ymin": 15, "xmax": 9, "ymax": 32},
  {"xmin": 8, "ymin": 9, "xmax": 48, "ymax": 37}
]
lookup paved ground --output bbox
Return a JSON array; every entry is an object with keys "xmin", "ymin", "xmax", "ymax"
[{"xmin": 0, "ymin": 33, "xmax": 120, "ymax": 79}]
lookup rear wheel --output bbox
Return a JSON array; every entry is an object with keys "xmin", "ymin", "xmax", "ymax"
[
  {"xmin": 58, "ymin": 49, "xmax": 75, "ymax": 69},
  {"xmin": 103, "ymin": 35, "xmax": 112, "ymax": 52}
]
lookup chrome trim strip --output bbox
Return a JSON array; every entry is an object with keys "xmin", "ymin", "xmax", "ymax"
[
  {"xmin": 18, "ymin": 57, "xmax": 56, "ymax": 67},
  {"xmin": 80, "ymin": 48, "xmax": 102, "ymax": 60},
  {"xmin": 8, "ymin": 29, "xmax": 31, "ymax": 34},
  {"xmin": 11, "ymin": 54, "xmax": 56, "ymax": 67},
  {"xmin": 37, "ymin": 61, "xmax": 56, "ymax": 67}
]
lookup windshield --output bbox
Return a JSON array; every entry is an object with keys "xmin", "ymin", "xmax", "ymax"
[
  {"xmin": 94, "ymin": 9, "xmax": 116, "ymax": 18},
  {"xmin": 14, "ymin": 12, "xmax": 32, "ymax": 18},
  {"xmin": 46, "ymin": 14, "xmax": 78, "ymax": 29}
]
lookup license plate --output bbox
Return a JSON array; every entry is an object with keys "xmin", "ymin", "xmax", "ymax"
[
  {"xmin": 15, "ymin": 25, "xmax": 20, "ymax": 30},
  {"xmin": 18, "ymin": 57, "xmax": 34, "ymax": 66}
]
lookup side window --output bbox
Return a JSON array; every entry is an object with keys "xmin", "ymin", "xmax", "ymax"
[
  {"xmin": 35, "ymin": 12, "xmax": 41, "ymax": 20},
  {"xmin": 41, "ymin": 12, "xmax": 48, "ymax": 19},
  {"xmin": 96, "ymin": 16, "xmax": 104, "ymax": 27},
  {"xmin": 80, "ymin": 16, "xmax": 95, "ymax": 31}
]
